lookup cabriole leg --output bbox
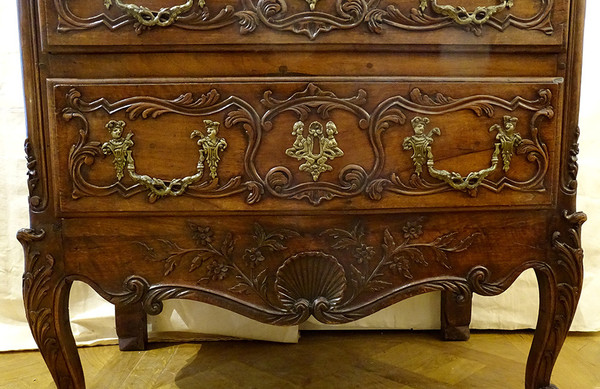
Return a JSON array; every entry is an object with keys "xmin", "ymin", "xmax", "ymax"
[
  {"xmin": 19, "ymin": 228, "xmax": 85, "ymax": 389},
  {"xmin": 526, "ymin": 212, "xmax": 586, "ymax": 389}
]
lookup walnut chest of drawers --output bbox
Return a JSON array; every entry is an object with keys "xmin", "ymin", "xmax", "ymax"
[{"xmin": 17, "ymin": 0, "xmax": 587, "ymax": 387}]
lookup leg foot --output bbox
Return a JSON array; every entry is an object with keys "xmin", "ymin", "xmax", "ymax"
[
  {"xmin": 116, "ymin": 302, "xmax": 148, "ymax": 351},
  {"xmin": 441, "ymin": 290, "xmax": 472, "ymax": 341}
]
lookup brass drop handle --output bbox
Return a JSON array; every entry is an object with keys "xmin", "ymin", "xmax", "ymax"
[
  {"xmin": 403, "ymin": 116, "xmax": 522, "ymax": 192},
  {"xmin": 426, "ymin": 143, "xmax": 500, "ymax": 191},
  {"xmin": 102, "ymin": 119, "xmax": 227, "ymax": 202},
  {"xmin": 419, "ymin": 0, "xmax": 513, "ymax": 25},
  {"xmin": 104, "ymin": 0, "xmax": 203, "ymax": 27}
]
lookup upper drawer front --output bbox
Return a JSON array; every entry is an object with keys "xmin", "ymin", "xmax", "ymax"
[
  {"xmin": 49, "ymin": 78, "xmax": 561, "ymax": 215},
  {"xmin": 42, "ymin": 0, "xmax": 567, "ymax": 49}
]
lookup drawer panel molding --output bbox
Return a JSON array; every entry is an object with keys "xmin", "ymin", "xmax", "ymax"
[
  {"xmin": 56, "ymin": 81, "xmax": 557, "ymax": 211},
  {"xmin": 48, "ymin": 0, "xmax": 559, "ymax": 43}
]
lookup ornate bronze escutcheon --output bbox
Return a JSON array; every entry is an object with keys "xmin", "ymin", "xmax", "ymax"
[{"xmin": 285, "ymin": 121, "xmax": 344, "ymax": 181}]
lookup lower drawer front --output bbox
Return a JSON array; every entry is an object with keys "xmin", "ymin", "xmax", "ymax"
[{"xmin": 49, "ymin": 78, "xmax": 561, "ymax": 214}]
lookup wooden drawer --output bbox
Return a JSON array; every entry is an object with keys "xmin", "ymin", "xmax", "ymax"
[
  {"xmin": 48, "ymin": 78, "xmax": 562, "ymax": 215},
  {"xmin": 41, "ymin": 0, "xmax": 568, "ymax": 49}
]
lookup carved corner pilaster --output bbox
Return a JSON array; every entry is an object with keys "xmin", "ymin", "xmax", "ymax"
[
  {"xmin": 561, "ymin": 126, "xmax": 580, "ymax": 197},
  {"xmin": 24, "ymin": 138, "xmax": 48, "ymax": 212}
]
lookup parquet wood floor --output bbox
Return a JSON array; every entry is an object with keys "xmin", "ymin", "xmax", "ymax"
[{"xmin": 1, "ymin": 330, "xmax": 599, "ymax": 388}]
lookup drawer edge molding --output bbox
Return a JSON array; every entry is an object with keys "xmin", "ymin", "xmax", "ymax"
[{"xmin": 51, "ymin": 0, "xmax": 555, "ymax": 40}]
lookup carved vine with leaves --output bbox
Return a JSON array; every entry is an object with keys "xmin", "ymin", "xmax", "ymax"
[{"xmin": 136, "ymin": 219, "xmax": 481, "ymax": 323}]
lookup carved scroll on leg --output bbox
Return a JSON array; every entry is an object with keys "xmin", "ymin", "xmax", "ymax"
[
  {"xmin": 440, "ymin": 290, "xmax": 472, "ymax": 341},
  {"xmin": 526, "ymin": 211, "xmax": 586, "ymax": 389},
  {"xmin": 18, "ymin": 229, "xmax": 84, "ymax": 389}
]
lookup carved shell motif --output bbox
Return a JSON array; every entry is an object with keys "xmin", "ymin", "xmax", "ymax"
[{"xmin": 275, "ymin": 252, "xmax": 347, "ymax": 311}]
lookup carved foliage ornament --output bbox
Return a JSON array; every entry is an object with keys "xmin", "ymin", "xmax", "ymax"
[
  {"xmin": 16, "ymin": 229, "xmax": 75, "ymax": 387},
  {"xmin": 53, "ymin": 0, "xmax": 554, "ymax": 39},
  {"xmin": 135, "ymin": 219, "xmax": 481, "ymax": 323},
  {"xmin": 24, "ymin": 139, "xmax": 46, "ymax": 212}
]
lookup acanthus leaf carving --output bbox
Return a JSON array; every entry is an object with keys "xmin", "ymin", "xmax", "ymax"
[
  {"xmin": 17, "ymin": 228, "xmax": 79, "ymax": 387},
  {"xmin": 24, "ymin": 139, "xmax": 45, "ymax": 211},
  {"xmin": 561, "ymin": 126, "xmax": 580, "ymax": 196},
  {"xmin": 526, "ymin": 210, "xmax": 587, "ymax": 387}
]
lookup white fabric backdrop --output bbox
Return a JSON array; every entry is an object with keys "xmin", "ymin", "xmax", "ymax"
[{"xmin": 1, "ymin": 2, "xmax": 598, "ymax": 351}]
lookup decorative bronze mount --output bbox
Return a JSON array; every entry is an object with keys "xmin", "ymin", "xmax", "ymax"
[
  {"xmin": 419, "ymin": 0, "xmax": 514, "ymax": 26},
  {"xmin": 285, "ymin": 120, "xmax": 344, "ymax": 181},
  {"xmin": 104, "ymin": 0, "xmax": 204, "ymax": 27},
  {"xmin": 102, "ymin": 119, "xmax": 227, "ymax": 199},
  {"xmin": 403, "ymin": 115, "xmax": 522, "ymax": 191}
]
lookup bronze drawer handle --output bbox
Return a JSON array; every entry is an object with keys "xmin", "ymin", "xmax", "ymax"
[
  {"xmin": 104, "ymin": 0, "xmax": 202, "ymax": 27},
  {"xmin": 419, "ymin": 0, "xmax": 513, "ymax": 25},
  {"xmin": 102, "ymin": 120, "xmax": 227, "ymax": 201},
  {"xmin": 403, "ymin": 116, "xmax": 522, "ymax": 191}
]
